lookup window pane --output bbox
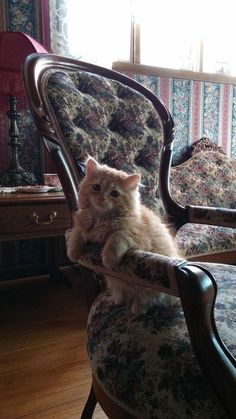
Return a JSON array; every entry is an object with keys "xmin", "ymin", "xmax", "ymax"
[
  {"xmin": 64, "ymin": 0, "xmax": 236, "ymax": 75},
  {"xmin": 67, "ymin": 0, "xmax": 131, "ymax": 67},
  {"xmin": 137, "ymin": 0, "xmax": 199, "ymax": 70},
  {"xmin": 201, "ymin": 0, "xmax": 236, "ymax": 75}
]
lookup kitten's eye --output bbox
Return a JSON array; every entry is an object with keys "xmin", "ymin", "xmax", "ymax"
[
  {"xmin": 110, "ymin": 190, "xmax": 120, "ymax": 198},
  {"xmin": 93, "ymin": 184, "xmax": 101, "ymax": 191}
]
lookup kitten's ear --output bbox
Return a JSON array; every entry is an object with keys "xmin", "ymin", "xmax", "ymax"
[
  {"xmin": 86, "ymin": 157, "xmax": 99, "ymax": 176},
  {"xmin": 124, "ymin": 174, "xmax": 141, "ymax": 190}
]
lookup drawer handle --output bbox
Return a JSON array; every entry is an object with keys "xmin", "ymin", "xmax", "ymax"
[{"xmin": 32, "ymin": 211, "xmax": 57, "ymax": 225}]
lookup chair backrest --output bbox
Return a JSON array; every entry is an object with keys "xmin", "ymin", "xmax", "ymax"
[{"xmin": 24, "ymin": 53, "xmax": 183, "ymax": 219}]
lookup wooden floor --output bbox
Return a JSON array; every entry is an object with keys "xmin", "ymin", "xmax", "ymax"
[{"xmin": 0, "ymin": 267, "xmax": 108, "ymax": 418}]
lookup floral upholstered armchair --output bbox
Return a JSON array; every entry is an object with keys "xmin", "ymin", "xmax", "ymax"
[
  {"xmin": 169, "ymin": 138, "xmax": 236, "ymax": 263},
  {"xmin": 24, "ymin": 54, "xmax": 236, "ymax": 419}
]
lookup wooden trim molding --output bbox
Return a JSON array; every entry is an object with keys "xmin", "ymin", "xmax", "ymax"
[
  {"xmin": 113, "ymin": 61, "xmax": 236, "ymax": 86},
  {"xmin": 0, "ymin": 0, "xmax": 8, "ymax": 30},
  {"xmin": 37, "ymin": 0, "xmax": 51, "ymax": 51}
]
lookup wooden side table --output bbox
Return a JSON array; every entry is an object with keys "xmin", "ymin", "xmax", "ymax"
[{"xmin": 0, "ymin": 191, "xmax": 71, "ymax": 280}]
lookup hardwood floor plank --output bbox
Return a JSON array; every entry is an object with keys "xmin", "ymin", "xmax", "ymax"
[
  {"xmin": 0, "ymin": 271, "xmax": 108, "ymax": 418},
  {"xmin": 20, "ymin": 399, "xmax": 107, "ymax": 419}
]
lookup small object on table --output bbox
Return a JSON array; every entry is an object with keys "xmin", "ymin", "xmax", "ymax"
[
  {"xmin": 44, "ymin": 173, "xmax": 61, "ymax": 188},
  {"xmin": 0, "ymin": 187, "xmax": 17, "ymax": 194},
  {"xmin": 16, "ymin": 185, "xmax": 62, "ymax": 193}
]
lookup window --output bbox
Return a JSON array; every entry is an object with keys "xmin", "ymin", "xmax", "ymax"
[
  {"xmin": 67, "ymin": 0, "xmax": 131, "ymax": 67},
  {"xmin": 133, "ymin": 0, "xmax": 236, "ymax": 76},
  {"xmin": 58, "ymin": 0, "xmax": 236, "ymax": 76}
]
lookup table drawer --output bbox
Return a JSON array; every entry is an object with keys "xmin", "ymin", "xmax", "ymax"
[{"xmin": 0, "ymin": 203, "xmax": 70, "ymax": 240}]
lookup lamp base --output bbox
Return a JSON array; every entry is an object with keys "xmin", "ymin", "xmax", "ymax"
[{"xmin": 0, "ymin": 168, "xmax": 37, "ymax": 187}]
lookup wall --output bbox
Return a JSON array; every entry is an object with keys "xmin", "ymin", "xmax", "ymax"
[
  {"xmin": 2, "ymin": 1, "xmax": 234, "ymax": 170},
  {"xmin": 2, "ymin": 2, "xmax": 235, "ymax": 169},
  {"xmin": 1, "ymin": 2, "xmax": 235, "ymax": 278},
  {"xmin": 129, "ymin": 73, "xmax": 236, "ymax": 165}
]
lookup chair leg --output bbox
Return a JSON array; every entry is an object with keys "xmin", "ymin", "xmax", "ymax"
[
  {"xmin": 81, "ymin": 384, "xmax": 97, "ymax": 419},
  {"xmin": 71, "ymin": 265, "xmax": 101, "ymax": 311}
]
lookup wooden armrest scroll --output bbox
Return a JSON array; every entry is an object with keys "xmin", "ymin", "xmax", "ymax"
[
  {"xmin": 177, "ymin": 264, "xmax": 236, "ymax": 418},
  {"xmin": 187, "ymin": 205, "xmax": 236, "ymax": 228}
]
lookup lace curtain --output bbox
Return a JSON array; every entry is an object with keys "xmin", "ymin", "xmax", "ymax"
[
  {"xmin": 49, "ymin": 0, "xmax": 70, "ymax": 56},
  {"xmin": 49, "ymin": 0, "xmax": 130, "ymax": 67}
]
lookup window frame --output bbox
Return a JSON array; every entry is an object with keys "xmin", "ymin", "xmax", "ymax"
[
  {"xmin": 112, "ymin": 60, "xmax": 236, "ymax": 85},
  {"xmin": 119, "ymin": 18, "xmax": 236, "ymax": 85}
]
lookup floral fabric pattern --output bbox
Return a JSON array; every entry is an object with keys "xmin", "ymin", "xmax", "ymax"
[
  {"xmin": 170, "ymin": 150, "xmax": 236, "ymax": 257},
  {"xmin": 194, "ymin": 263, "xmax": 236, "ymax": 355},
  {"xmin": 7, "ymin": 0, "xmax": 38, "ymax": 36},
  {"xmin": 190, "ymin": 137, "xmax": 226, "ymax": 156},
  {"xmin": 231, "ymin": 85, "xmax": 236, "ymax": 160},
  {"xmin": 47, "ymin": 70, "xmax": 165, "ymax": 215},
  {"xmin": 128, "ymin": 73, "xmax": 236, "ymax": 164},
  {"xmin": 87, "ymin": 262, "xmax": 236, "ymax": 419},
  {"xmin": 170, "ymin": 151, "xmax": 236, "ymax": 209},
  {"xmin": 202, "ymin": 83, "xmax": 220, "ymax": 144},
  {"xmin": 47, "ymin": 70, "xmax": 236, "ymax": 260},
  {"xmin": 74, "ymin": 239, "xmax": 185, "ymax": 297},
  {"xmin": 172, "ymin": 79, "xmax": 191, "ymax": 163},
  {"xmin": 176, "ymin": 224, "xmax": 236, "ymax": 257}
]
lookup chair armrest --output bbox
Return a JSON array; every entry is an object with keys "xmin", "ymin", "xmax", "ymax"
[
  {"xmin": 67, "ymin": 231, "xmax": 236, "ymax": 415},
  {"xmin": 177, "ymin": 264, "xmax": 236, "ymax": 418},
  {"xmin": 76, "ymin": 241, "xmax": 186, "ymax": 297},
  {"xmin": 187, "ymin": 205, "xmax": 236, "ymax": 228}
]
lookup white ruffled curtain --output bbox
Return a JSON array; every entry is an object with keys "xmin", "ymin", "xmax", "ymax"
[
  {"xmin": 49, "ymin": 0, "xmax": 70, "ymax": 56},
  {"xmin": 49, "ymin": 0, "xmax": 131, "ymax": 67}
]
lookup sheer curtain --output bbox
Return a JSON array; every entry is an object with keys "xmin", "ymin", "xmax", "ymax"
[
  {"xmin": 50, "ymin": 0, "xmax": 71, "ymax": 56},
  {"xmin": 201, "ymin": 0, "xmax": 236, "ymax": 75},
  {"xmin": 50, "ymin": 0, "xmax": 131, "ymax": 67}
]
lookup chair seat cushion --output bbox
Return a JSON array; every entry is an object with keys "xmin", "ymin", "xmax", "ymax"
[
  {"xmin": 87, "ymin": 263, "xmax": 236, "ymax": 418},
  {"xmin": 175, "ymin": 223, "xmax": 236, "ymax": 259}
]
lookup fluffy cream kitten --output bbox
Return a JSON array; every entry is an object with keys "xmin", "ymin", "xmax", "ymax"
[{"xmin": 66, "ymin": 157, "xmax": 180, "ymax": 313}]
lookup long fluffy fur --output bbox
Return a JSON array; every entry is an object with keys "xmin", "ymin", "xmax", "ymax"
[{"xmin": 66, "ymin": 157, "xmax": 180, "ymax": 313}]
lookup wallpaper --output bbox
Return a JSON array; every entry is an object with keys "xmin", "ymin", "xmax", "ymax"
[
  {"xmin": 131, "ymin": 74, "xmax": 236, "ymax": 164},
  {"xmin": 0, "ymin": 0, "xmax": 235, "ymax": 276},
  {"xmin": 1, "ymin": 1, "xmax": 236, "ymax": 173},
  {"xmin": 7, "ymin": 0, "xmax": 38, "ymax": 36}
]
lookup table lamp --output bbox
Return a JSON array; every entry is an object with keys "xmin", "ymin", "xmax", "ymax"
[{"xmin": 0, "ymin": 31, "xmax": 48, "ymax": 186}]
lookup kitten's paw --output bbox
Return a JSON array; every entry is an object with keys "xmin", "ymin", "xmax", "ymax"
[
  {"xmin": 110, "ymin": 290, "xmax": 125, "ymax": 306},
  {"xmin": 74, "ymin": 209, "xmax": 93, "ymax": 232},
  {"xmin": 131, "ymin": 300, "xmax": 145, "ymax": 315},
  {"xmin": 65, "ymin": 226, "xmax": 87, "ymax": 263},
  {"xmin": 102, "ymin": 252, "xmax": 121, "ymax": 269},
  {"xmin": 65, "ymin": 228, "xmax": 72, "ymax": 244},
  {"xmin": 67, "ymin": 246, "xmax": 83, "ymax": 263}
]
